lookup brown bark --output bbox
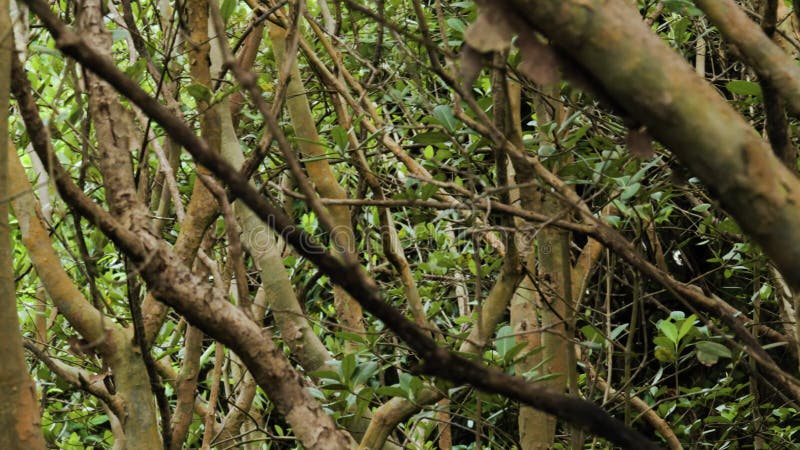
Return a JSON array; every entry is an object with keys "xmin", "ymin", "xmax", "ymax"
[
  {"xmin": 519, "ymin": 85, "xmax": 573, "ymax": 450},
  {"xmin": 77, "ymin": 1, "xmax": 168, "ymax": 445},
  {"xmin": 8, "ymin": 143, "xmax": 162, "ymax": 449},
  {"xmin": 169, "ymin": 325, "xmax": 203, "ymax": 449},
  {"xmin": 19, "ymin": 1, "xmax": 661, "ymax": 446},
  {"xmin": 269, "ymin": 22, "xmax": 365, "ymax": 341},
  {"xmin": 0, "ymin": 5, "xmax": 46, "ymax": 445},
  {"xmin": 11, "ymin": 48, "xmax": 355, "ymax": 450},
  {"xmin": 585, "ymin": 362, "xmax": 683, "ymax": 450},
  {"xmin": 758, "ymin": 0, "xmax": 797, "ymax": 169},
  {"xmin": 504, "ymin": 0, "xmax": 800, "ymax": 293},
  {"xmin": 220, "ymin": 101, "xmax": 332, "ymax": 372},
  {"xmin": 140, "ymin": 0, "xmax": 223, "ymax": 342}
]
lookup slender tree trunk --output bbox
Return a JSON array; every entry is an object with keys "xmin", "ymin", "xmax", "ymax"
[
  {"xmin": 269, "ymin": 22, "xmax": 365, "ymax": 345},
  {"xmin": 0, "ymin": 2, "xmax": 46, "ymax": 446}
]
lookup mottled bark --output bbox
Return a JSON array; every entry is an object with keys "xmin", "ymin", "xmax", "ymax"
[
  {"xmin": 0, "ymin": 5, "xmax": 46, "ymax": 444},
  {"xmin": 505, "ymin": 0, "xmax": 800, "ymax": 292},
  {"xmin": 140, "ymin": 0, "xmax": 222, "ymax": 342},
  {"xmin": 19, "ymin": 1, "xmax": 661, "ymax": 446},
  {"xmin": 77, "ymin": 1, "xmax": 167, "ymax": 445},
  {"xmin": 11, "ymin": 40, "xmax": 354, "ymax": 450},
  {"xmin": 8, "ymin": 144, "xmax": 162, "ymax": 449},
  {"xmin": 169, "ymin": 325, "xmax": 203, "ymax": 449}
]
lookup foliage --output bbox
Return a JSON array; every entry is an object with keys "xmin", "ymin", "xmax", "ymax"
[{"xmin": 6, "ymin": 0, "xmax": 800, "ymax": 448}]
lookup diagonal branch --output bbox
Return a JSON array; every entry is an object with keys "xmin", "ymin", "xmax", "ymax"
[{"xmin": 17, "ymin": 0, "xmax": 660, "ymax": 447}]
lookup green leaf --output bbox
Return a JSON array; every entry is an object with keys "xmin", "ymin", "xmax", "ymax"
[
  {"xmin": 503, "ymin": 342, "xmax": 535, "ymax": 363},
  {"xmin": 610, "ymin": 323, "xmax": 628, "ymax": 341},
  {"xmin": 308, "ymin": 370, "xmax": 341, "ymax": 381},
  {"xmin": 669, "ymin": 310, "xmax": 685, "ymax": 321},
  {"xmin": 654, "ymin": 346, "xmax": 675, "ymax": 363},
  {"xmin": 412, "ymin": 131, "xmax": 450, "ymax": 144},
  {"xmin": 408, "ymin": 376, "xmax": 424, "ymax": 400},
  {"xmin": 725, "ymin": 80, "xmax": 763, "ymax": 98},
  {"xmin": 354, "ymin": 361, "xmax": 379, "ymax": 386},
  {"xmin": 621, "ymin": 182, "xmax": 641, "ymax": 201},
  {"xmin": 423, "ymin": 145, "xmax": 435, "ymax": 160},
  {"xmin": 672, "ymin": 17, "xmax": 690, "ymax": 46},
  {"xmin": 695, "ymin": 341, "xmax": 732, "ymax": 359},
  {"xmin": 446, "ymin": 18, "xmax": 466, "ymax": 33},
  {"xmin": 604, "ymin": 215, "xmax": 621, "ymax": 228},
  {"xmin": 538, "ymin": 144, "xmax": 557, "ymax": 157},
  {"xmin": 494, "ymin": 325, "xmax": 515, "ymax": 358},
  {"xmin": 186, "ymin": 83, "xmax": 213, "ymax": 102},
  {"xmin": 653, "ymin": 336, "xmax": 674, "ymax": 351},
  {"xmin": 716, "ymin": 217, "xmax": 741, "ymax": 235},
  {"xmin": 124, "ymin": 58, "xmax": 147, "ymax": 83},
  {"xmin": 221, "ymin": 0, "xmax": 236, "ymax": 23},
  {"xmin": 678, "ymin": 314, "xmax": 696, "ymax": 341},
  {"xmin": 419, "ymin": 182, "xmax": 439, "ymax": 200},
  {"xmin": 376, "ymin": 386, "xmax": 409, "ymax": 398},
  {"xmin": 581, "ymin": 324, "xmax": 603, "ymax": 343},
  {"xmin": 341, "ymin": 354, "xmax": 356, "ymax": 381},
  {"xmin": 320, "ymin": 383, "xmax": 350, "ymax": 391},
  {"xmin": 432, "ymin": 105, "xmax": 458, "ymax": 132},
  {"xmin": 331, "ymin": 125, "xmax": 350, "ymax": 151},
  {"xmin": 658, "ymin": 320, "xmax": 679, "ymax": 344},
  {"xmin": 336, "ymin": 331, "xmax": 367, "ymax": 344},
  {"xmin": 529, "ymin": 372, "xmax": 563, "ymax": 383}
]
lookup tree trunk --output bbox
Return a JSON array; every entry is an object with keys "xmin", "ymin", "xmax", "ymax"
[{"xmin": 0, "ymin": 2, "xmax": 46, "ymax": 445}]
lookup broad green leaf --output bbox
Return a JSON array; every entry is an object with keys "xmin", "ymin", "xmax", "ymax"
[
  {"xmin": 331, "ymin": 125, "xmax": 350, "ymax": 151},
  {"xmin": 494, "ymin": 325, "xmax": 515, "ymax": 358},
  {"xmin": 419, "ymin": 182, "xmax": 439, "ymax": 200},
  {"xmin": 432, "ymin": 105, "xmax": 458, "ymax": 132},
  {"xmin": 658, "ymin": 320, "xmax": 678, "ymax": 344},
  {"xmin": 695, "ymin": 341, "xmax": 731, "ymax": 358},
  {"xmin": 669, "ymin": 311, "xmax": 686, "ymax": 321},
  {"xmin": 604, "ymin": 215, "xmax": 621, "ymax": 227},
  {"xmin": 654, "ymin": 346, "xmax": 675, "ymax": 363},
  {"xmin": 221, "ymin": 0, "xmax": 236, "ymax": 24},
  {"xmin": 621, "ymin": 182, "xmax": 641, "ymax": 201},
  {"xmin": 503, "ymin": 342, "xmax": 537, "ymax": 363},
  {"xmin": 725, "ymin": 80, "xmax": 763, "ymax": 98},
  {"xmin": 412, "ymin": 131, "xmax": 450, "ymax": 145},
  {"xmin": 678, "ymin": 314, "xmax": 697, "ymax": 341},
  {"xmin": 581, "ymin": 324, "xmax": 603, "ymax": 343},
  {"xmin": 308, "ymin": 370, "xmax": 341, "ymax": 381},
  {"xmin": 341, "ymin": 354, "xmax": 356, "ymax": 381},
  {"xmin": 354, "ymin": 361, "xmax": 379, "ymax": 386},
  {"xmin": 376, "ymin": 386, "xmax": 409, "ymax": 398},
  {"xmin": 538, "ymin": 144, "xmax": 557, "ymax": 157},
  {"xmin": 695, "ymin": 341, "xmax": 731, "ymax": 366},
  {"xmin": 336, "ymin": 331, "xmax": 367, "ymax": 344},
  {"xmin": 446, "ymin": 18, "xmax": 467, "ymax": 33},
  {"xmin": 186, "ymin": 83, "xmax": 212, "ymax": 102}
]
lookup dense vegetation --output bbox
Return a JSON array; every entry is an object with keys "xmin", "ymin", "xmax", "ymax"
[{"xmin": 3, "ymin": 0, "xmax": 800, "ymax": 448}]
